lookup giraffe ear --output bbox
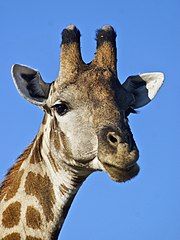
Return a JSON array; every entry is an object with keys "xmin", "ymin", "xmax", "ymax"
[
  {"xmin": 12, "ymin": 64, "xmax": 51, "ymax": 106},
  {"xmin": 122, "ymin": 72, "xmax": 164, "ymax": 109}
]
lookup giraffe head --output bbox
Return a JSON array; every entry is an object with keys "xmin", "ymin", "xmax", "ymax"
[{"xmin": 11, "ymin": 25, "xmax": 164, "ymax": 182}]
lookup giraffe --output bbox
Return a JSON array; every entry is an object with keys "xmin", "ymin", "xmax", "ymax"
[{"xmin": 0, "ymin": 25, "xmax": 164, "ymax": 240}]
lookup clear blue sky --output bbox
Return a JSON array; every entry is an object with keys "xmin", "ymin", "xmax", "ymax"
[{"xmin": 0, "ymin": 0, "xmax": 179, "ymax": 239}]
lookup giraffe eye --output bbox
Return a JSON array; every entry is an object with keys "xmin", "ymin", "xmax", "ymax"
[{"xmin": 53, "ymin": 103, "xmax": 69, "ymax": 116}]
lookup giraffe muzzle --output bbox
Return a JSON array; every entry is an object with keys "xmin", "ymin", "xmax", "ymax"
[{"xmin": 97, "ymin": 126, "xmax": 139, "ymax": 182}]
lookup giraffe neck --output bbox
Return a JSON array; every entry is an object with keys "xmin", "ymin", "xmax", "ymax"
[{"xmin": 0, "ymin": 116, "xmax": 92, "ymax": 240}]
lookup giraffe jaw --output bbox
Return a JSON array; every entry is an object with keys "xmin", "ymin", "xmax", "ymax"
[
  {"xmin": 103, "ymin": 162, "xmax": 140, "ymax": 182},
  {"xmin": 89, "ymin": 156, "xmax": 139, "ymax": 183}
]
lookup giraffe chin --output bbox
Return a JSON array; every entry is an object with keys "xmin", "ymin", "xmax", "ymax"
[{"xmin": 103, "ymin": 163, "xmax": 140, "ymax": 182}]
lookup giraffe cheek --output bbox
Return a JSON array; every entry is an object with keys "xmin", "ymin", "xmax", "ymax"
[{"xmin": 67, "ymin": 128, "xmax": 98, "ymax": 162}]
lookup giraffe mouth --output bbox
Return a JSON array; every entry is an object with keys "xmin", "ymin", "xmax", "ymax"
[
  {"xmin": 122, "ymin": 163, "xmax": 138, "ymax": 172},
  {"xmin": 103, "ymin": 162, "xmax": 140, "ymax": 182}
]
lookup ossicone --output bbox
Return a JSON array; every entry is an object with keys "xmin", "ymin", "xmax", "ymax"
[
  {"xmin": 91, "ymin": 25, "xmax": 117, "ymax": 74},
  {"xmin": 58, "ymin": 25, "xmax": 84, "ymax": 82}
]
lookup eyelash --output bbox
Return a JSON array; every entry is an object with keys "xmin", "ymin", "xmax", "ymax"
[{"xmin": 125, "ymin": 107, "xmax": 137, "ymax": 117}]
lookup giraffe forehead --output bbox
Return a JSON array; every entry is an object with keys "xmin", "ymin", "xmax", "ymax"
[{"xmin": 51, "ymin": 69, "xmax": 119, "ymax": 106}]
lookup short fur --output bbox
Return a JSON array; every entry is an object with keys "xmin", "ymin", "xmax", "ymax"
[{"xmin": 0, "ymin": 25, "xmax": 164, "ymax": 239}]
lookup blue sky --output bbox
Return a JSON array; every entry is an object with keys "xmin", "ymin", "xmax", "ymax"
[{"xmin": 0, "ymin": 0, "xmax": 179, "ymax": 239}]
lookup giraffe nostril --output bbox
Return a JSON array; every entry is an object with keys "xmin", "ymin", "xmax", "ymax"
[
  {"xmin": 107, "ymin": 131, "xmax": 135, "ymax": 151},
  {"xmin": 107, "ymin": 132, "xmax": 120, "ymax": 147},
  {"xmin": 109, "ymin": 135, "xmax": 118, "ymax": 143}
]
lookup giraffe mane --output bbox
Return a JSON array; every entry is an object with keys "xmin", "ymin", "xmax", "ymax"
[{"xmin": 0, "ymin": 140, "xmax": 34, "ymax": 201}]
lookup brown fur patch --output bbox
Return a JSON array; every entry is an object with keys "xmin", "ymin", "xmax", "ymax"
[
  {"xmin": 25, "ymin": 172, "xmax": 55, "ymax": 222},
  {"xmin": 2, "ymin": 201, "xmax": 21, "ymax": 228},
  {"xmin": 2, "ymin": 233, "xmax": 21, "ymax": 240},
  {"xmin": 4, "ymin": 170, "xmax": 24, "ymax": 201},
  {"xmin": 50, "ymin": 118, "xmax": 61, "ymax": 152},
  {"xmin": 59, "ymin": 131, "xmax": 71, "ymax": 159},
  {"xmin": 26, "ymin": 237, "xmax": 42, "ymax": 240},
  {"xmin": 26, "ymin": 206, "xmax": 42, "ymax": 229},
  {"xmin": 42, "ymin": 114, "xmax": 48, "ymax": 125},
  {"xmin": 30, "ymin": 134, "xmax": 43, "ymax": 164},
  {"xmin": 0, "ymin": 142, "xmax": 33, "ymax": 202},
  {"xmin": 53, "ymin": 130, "xmax": 61, "ymax": 152}
]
